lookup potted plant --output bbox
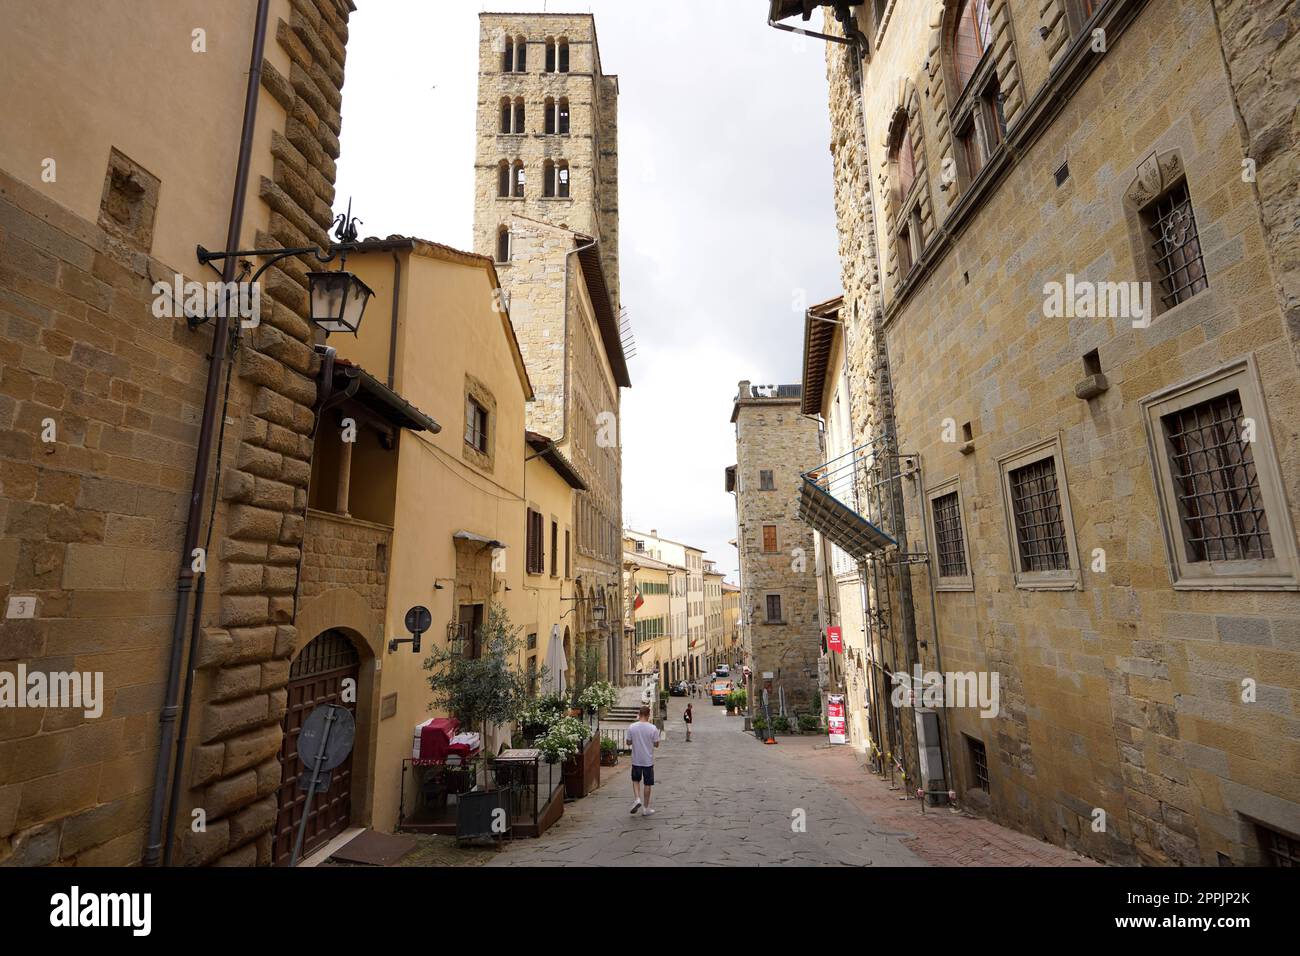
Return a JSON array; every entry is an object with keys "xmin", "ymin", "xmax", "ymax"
[
  {"xmin": 579, "ymin": 680, "xmax": 619, "ymax": 717},
  {"xmin": 797, "ymin": 713, "xmax": 821, "ymax": 734},
  {"xmin": 518, "ymin": 693, "xmax": 567, "ymax": 743},
  {"xmin": 772, "ymin": 715, "xmax": 791, "ymax": 735},
  {"xmin": 423, "ymin": 601, "xmax": 534, "ymax": 789},
  {"xmin": 599, "ymin": 735, "xmax": 618, "ymax": 767}
]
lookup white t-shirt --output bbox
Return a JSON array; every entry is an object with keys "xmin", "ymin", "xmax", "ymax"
[{"xmin": 626, "ymin": 720, "xmax": 661, "ymax": 768}]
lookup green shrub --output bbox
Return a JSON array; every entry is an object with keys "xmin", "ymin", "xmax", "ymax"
[
  {"xmin": 599, "ymin": 735, "xmax": 618, "ymax": 754},
  {"xmin": 730, "ymin": 689, "xmax": 748, "ymax": 710},
  {"xmin": 797, "ymin": 713, "xmax": 821, "ymax": 733},
  {"xmin": 772, "ymin": 715, "xmax": 791, "ymax": 734},
  {"xmin": 753, "ymin": 716, "xmax": 768, "ymax": 732}
]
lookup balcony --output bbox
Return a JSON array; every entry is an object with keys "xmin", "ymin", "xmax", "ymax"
[{"xmin": 797, "ymin": 442, "xmax": 897, "ymax": 562}]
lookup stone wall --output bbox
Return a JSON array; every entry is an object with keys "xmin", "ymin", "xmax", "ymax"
[
  {"xmin": 1210, "ymin": 0, "xmax": 1300, "ymax": 366},
  {"xmin": 0, "ymin": 0, "xmax": 354, "ymax": 868},
  {"xmin": 820, "ymin": 0, "xmax": 1300, "ymax": 865},
  {"xmin": 732, "ymin": 385, "xmax": 824, "ymax": 713}
]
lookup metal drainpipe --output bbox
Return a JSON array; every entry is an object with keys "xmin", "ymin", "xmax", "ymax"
[
  {"xmin": 144, "ymin": 0, "xmax": 272, "ymax": 867},
  {"xmin": 913, "ymin": 452, "xmax": 957, "ymax": 804}
]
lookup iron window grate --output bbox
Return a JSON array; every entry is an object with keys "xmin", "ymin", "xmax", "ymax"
[
  {"xmin": 1162, "ymin": 390, "xmax": 1273, "ymax": 562},
  {"xmin": 290, "ymin": 629, "xmax": 360, "ymax": 679},
  {"xmin": 1009, "ymin": 458, "xmax": 1071, "ymax": 572},
  {"xmin": 1259, "ymin": 825, "xmax": 1300, "ymax": 867},
  {"xmin": 968, "ymin": 736, "xmax": 990, "ymax": 792},
  {"xmin": 1148, "ymin": 182, "xmax": 1209, "ymax": 308},
  {"xmin": 931, "ymin": 491, "xmax": 968, "ymax": 578}
]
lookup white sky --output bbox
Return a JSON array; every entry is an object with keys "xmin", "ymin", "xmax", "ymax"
[{"xmin": 334, "ymin": 1, "xmax": 842, "ymax": 583}]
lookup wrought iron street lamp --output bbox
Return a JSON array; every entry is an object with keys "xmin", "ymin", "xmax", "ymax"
[{"xmin": 194, "ymin": 201, "xmax": 373, "ymax": 337}]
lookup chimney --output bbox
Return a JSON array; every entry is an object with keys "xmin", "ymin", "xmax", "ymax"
[{"xmin": 738, "ymin": 380, "xmax": 751, "ymax": 400}]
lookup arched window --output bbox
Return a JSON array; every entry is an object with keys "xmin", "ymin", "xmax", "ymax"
[
  {"xmin": 544, "ymin": 96, "xmax": 556, "ymax": 135},
  {"xmin": 497, "ymin": 161, "xmax": 511, "ymax": 198},
  {"xmin": 512, "ymin": 160, "xmax": 525, "ymax": 198},
  {"xmin": 947, "ymin": 0, "xmax": 1004, "ymax": 186},
  {"xmin": 558, "ymin": 38, "xmax": 570, "ymax": 73},
  {"xmin": 545, "ymin": 38, "xmax": 557, "ymax": 73},
  {"xmin": 499, "ymin": 98, "xmax": 512, "ymax": 134},
  {"xmin": 496, "ymin": 225, "xmax": 511, "ymax": 263},
  {"xmin": 543, "ymin": 161, "xmax": 570, "ymax": 199},
  {"xmin": 557, "ymin": 98, "xmax": 570, "ymax": 135},
  {"xmin": 513, "ymin": 97, "xmax": 526, "ymax": 134},
  {"xmin": 887, "ymin": 109, "xmax": 923, "ymax": 280},
  {"xmin": 502, "ymin": 37, "xmax": 515, "ymax": 73},
  {"xmin": 951, "ymin": 0, "xmax": 993, "ymax": 94},
  {"xmin": 514, "ymin": 35, "xmax": 528, "ymax": 72},
  {"xmin": 894, "ymin": 122, "xmax": 916, "ymax": 202}
]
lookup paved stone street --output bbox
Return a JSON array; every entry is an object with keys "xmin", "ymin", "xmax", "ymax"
[{"xmin": 459, "ymin": 698, "xmax": 1098, "ymax": 868}]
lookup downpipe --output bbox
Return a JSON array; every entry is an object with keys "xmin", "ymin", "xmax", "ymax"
[{"xmin": 144, "ymin": 0, "xmax": 272, "ymax": 867}]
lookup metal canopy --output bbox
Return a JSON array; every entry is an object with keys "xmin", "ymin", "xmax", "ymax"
[
  {"xmin": 454, "ymin": 531, "xmax": 506, "ymax": 549},
  {"xmin": 797, "ymin": 476, "xmax": 896, "ymax": 560}
]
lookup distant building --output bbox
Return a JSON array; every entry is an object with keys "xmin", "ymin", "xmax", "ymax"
[{"xmin": 728, "ymin": 382, "xmax": 824, "ymax": 714}]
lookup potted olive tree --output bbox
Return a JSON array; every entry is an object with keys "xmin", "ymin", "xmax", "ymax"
[{"xmin": 423, "ymin": 602, "xmax": 534, "ymax": 836}]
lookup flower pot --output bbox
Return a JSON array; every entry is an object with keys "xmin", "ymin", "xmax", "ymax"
[{"xmin": 599, "ymin": 751, "xmax": 618, "ymax": 767}]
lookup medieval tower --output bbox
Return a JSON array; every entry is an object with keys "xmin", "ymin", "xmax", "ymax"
[{"xmin": 472, "ymin": 13, "xmax": 630, "ymax": 683}]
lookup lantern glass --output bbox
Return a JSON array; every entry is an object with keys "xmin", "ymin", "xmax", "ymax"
[{"xmin": 308, "ymin": 271, "xmax": 373, "ymax": 336}]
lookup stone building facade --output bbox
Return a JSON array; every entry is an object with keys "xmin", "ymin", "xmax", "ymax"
[
  {"xmin": 796, "ymin": 0, "xmax": 1300, "ymax": 865},
  {"xmin": 472, "ymin": 14, "xmax": 630, "ymax": 683},
  {"xmin": 729, "ymin": 383, "xmax": 825, "ymax": 714},
  {"xmin": 0, "ymin": 0, "xmax": 357, "ymax": 865}
]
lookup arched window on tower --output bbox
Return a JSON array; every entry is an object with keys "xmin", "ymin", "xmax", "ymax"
[
  {"xmin": 502, "ymin": 36, "xmax": 514, "ymax": 73},
  {"xmin": 512, "ymin": 160, "xmax": 526, "ymax": 198},
  {"xmin": 499, "ymin": 98, "xmax": 512, "ymax": 134},
  {"xmin": 513, "ymin": 97, "xmax": 526, "ymax": 134},
  {"xmin": 544, "ymin": 96, "xmax": 556, "ymax": 135},
  {"xmin": 558, "ymin": 98, "xmax": 570, "ymax": 135},
  {"xmin": 545, "ymin": 38, "xmax": 557, "ymax": 73},
  {"xmin": 557, "ymin": 161, "xmax": 570, "ymax": 198},
  {"xmin": 543, "ymin": 160, "xmax": 555, "ymax": 198},
  {"xmin": 497, "ymin": 161, "xmax": 511, "ymax": 198},
  {"xmin": 558, "ymin": 37, "xmax": 570, "ymax": 73},
  {"xmin": 496, "ymin": 225, "xmax": 511, "ymax": 264},
  {"xmin": 515, "ymin": 35, "xmax": 528, "ymax": 72}
]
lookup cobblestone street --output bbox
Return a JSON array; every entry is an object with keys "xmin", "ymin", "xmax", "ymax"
[{"xmin": 450, "ymin": 699, "xmax": 1098, "ymax": 868}]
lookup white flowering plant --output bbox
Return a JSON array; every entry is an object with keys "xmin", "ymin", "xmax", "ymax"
[
  {"xmin": 578, "ymin": 680, "xmax": 618, "ymax": 713},
  {"xmin": 535, "ymin": 715, "xmax": 593, "ymax": 765}
]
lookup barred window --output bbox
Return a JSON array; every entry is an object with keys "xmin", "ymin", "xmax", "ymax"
[
  {"xmin": 1145, "ymin": 181, "xmax": 1208, "ymax": 309},
  {"xmin": 931, "ymin": 492, "xmax": 968, "ymax": 578},
  {"xmin": 1009, "ymin": 458, "xmax": 1070, "ymax": 573},
  {"xmin": 765, "ymin": 594, "xmax": 783, "ymax": 623},
  {"xmin": 1258, "ymin": 824, "xmax": 1300, "ymax": 867},
  {"xmin": 967, "ymin": 736, "xmax": 990, "ymax": 792},
  {"xmin": 1162, "ymin": 390, "xmax": 1271, "ymax": 562}
]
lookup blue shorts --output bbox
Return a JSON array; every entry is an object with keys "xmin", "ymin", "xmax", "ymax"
[{"xmin": 631, "ymin": 764, "xmax": 655, "ymax": 786}]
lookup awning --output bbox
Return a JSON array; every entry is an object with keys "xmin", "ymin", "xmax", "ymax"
[{"xmin": 454, "ymin": 531, "xmax": 506, "ymax": 549}]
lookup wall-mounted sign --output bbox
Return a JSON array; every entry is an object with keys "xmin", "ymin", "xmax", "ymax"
[{"xmin": 827, "ymin": 626, "xmax": 843, "ymax": 654}]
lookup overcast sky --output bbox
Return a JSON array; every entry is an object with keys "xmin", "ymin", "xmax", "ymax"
[{"xmin": 334, "ymin": 1, "xmax": 842, "ymax": 583}]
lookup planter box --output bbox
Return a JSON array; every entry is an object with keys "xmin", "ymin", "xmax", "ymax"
[{"xmin": 562, "ymin": 735, "xmax": 601, "ymax": 799}]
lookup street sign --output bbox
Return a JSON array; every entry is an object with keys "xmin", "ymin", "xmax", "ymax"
[
  {"xmin": 298, "ymin": 704, "xmax": 355, "ymax": 772},
  {"xmin": 405, "ymin": 605, "xmax": 432, "ymax": 636}
]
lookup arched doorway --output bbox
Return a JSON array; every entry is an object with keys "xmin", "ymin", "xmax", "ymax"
[{"xmin": 273, "ymin": 629, "xmax": 361, "ymax": 866}]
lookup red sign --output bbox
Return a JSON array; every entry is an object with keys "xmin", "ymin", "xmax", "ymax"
[{"xmin": 826, "ymin": 626, "xmax": 843, "ymax": 654}]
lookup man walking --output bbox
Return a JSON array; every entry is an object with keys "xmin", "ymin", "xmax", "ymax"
[
  {"xmin": 627, "ymin": 705, "xmax": 661, "ymax": 817},
  {"xmin": 683, "ymin": 702, "xmax": 693, "ymax": 742}
]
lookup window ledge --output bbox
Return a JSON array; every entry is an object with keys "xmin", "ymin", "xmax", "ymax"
[{"xmin": 934, "ymin": 580, "xmax": 975, "ymax": 593}]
